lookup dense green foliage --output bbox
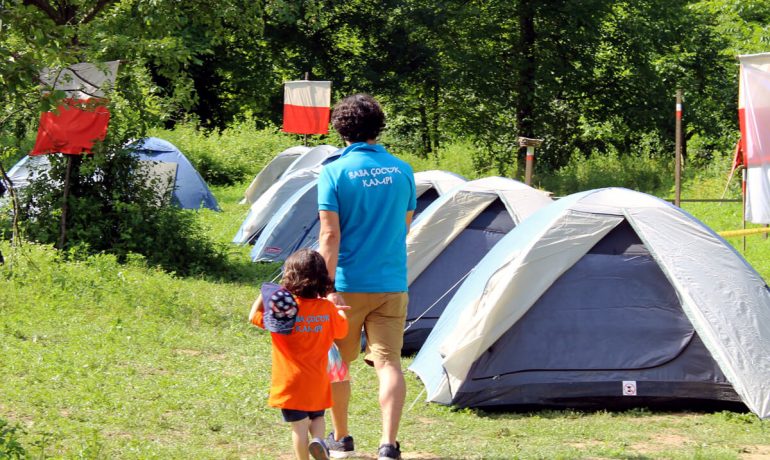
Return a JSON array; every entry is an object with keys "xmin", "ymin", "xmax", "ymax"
[{"xmin": 2, "ymin": 0, "xmax": 769, "ymax": 171}]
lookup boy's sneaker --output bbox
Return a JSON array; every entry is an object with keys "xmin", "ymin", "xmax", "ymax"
[
  {"xmin": 326, "ymin": 432, "xmax": 355, "ymax": 458},
  {"xmin": 377, "ymin": 442, "xmax": 402, "ymax": 460},
  {"xmin": 308, "ymin": 437, "xmax": 330, "ymax": 460}
]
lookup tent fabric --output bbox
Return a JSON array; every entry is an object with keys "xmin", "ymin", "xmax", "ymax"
[
  {"xmin": 402, "ymin": 177, "xmax": 552, "ymax": 353},
  {"xmin": 249, "ymin": 170, "xmax": 465, "ymax": 263},
  {"xmin": 251, "ymin": 179, "xmax": 320, "ymax": 262},
  {"xmin": 7, "ymin": 138, "xmax": 219, "ymax": 211},
  {"xmin": 241, "ymin": 146, "xmax": 310, "ymax": 205},
  {"xmin": 410, "ymin": 188, "xmax": 770, "ymax": 419},
  {"xmin": 6, "ymin": 155, "xmax": 52, "ymax": 189},
  {"xmin": 738, "ymin": 53, "xmax": 770, "ymax": 223},
  {"xmin": 282, "ymin": 144, "xmax": 340, "ymax": 178},
  {"xmin": 233, "ymin": 167, "xmax": 320, "ymax": 244},
  {"xmin": 129, "ymin": 137, "xmax": 220, "ymax": 211},
  {"xmin": 407, "ymin": 177, "xmax": 552, "ymax": 285}
]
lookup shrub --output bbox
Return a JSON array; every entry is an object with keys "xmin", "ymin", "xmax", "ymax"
[
  {"xmin": 541, "ymin": 147, "xmax": 674, "ymax": 196},
  {"xmin": 0, "ymin": 418, "xmax": 27, "ymax": 459}
]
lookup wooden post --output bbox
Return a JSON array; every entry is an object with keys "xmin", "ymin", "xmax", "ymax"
[
  {"xmin": 518, "ymin": 137, "xmax": 543, "ymax": 186},
  {"xmin": 675, "ymin": 89, "xmax": 682, "ymax": 207},
  {"xmin": 58, "ymin": 155, "xmax": 74, "ymax": 249}
]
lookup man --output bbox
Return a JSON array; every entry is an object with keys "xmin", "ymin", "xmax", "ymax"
[{"xmin": 317, "ymin": 94, "xmax": 416, "ymax": 460}]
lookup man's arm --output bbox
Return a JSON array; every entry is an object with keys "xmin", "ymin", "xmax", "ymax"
[
  {"xmin": 319, "ymin": 210, "xmax": 346, "ymax": 306},
  {"xmin": 406, "ymin": 210, "xmax": 414, "ymax": 233}
]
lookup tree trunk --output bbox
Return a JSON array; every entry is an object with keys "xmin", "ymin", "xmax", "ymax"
[
  {"xmin": 515, "ymin": 0, "xmax": 536, "ymax": 178},
  {"xmin": 432, "ymin": 78, "xmax": 440, "ymax": 153}
]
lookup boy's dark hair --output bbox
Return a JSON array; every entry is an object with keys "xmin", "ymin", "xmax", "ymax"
[
  {"xmin": 281, "ymin": 248, "xmax": 333, "ymax": 298},
  {"xmin": 331, "ymin": 93, "xmax": 385, "ymax": 143}
]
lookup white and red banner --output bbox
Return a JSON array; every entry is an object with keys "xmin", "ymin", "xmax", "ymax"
[
  {"xmin": 738, "ymin": 53, "xmax": 770, "ymax": 223},
  {"xmin": 31, "ymin": 61, "xmax": 119, "ymax": 156},
  {"xmin": 282, "ymin": 80, "xmax": 331, "ymax": 135}
]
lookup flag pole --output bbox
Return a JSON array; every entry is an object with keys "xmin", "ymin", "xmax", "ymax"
[
  {"xmin": 303, "ymin": 71, "xmax": 310, "ymax": 147},
  {"xmin": 58, "ymin": 155, "xmax": 73, "ymax": 249},
  {"xmin": 675, "ymin": 89, "xmax": 682, "ymax": 207}
]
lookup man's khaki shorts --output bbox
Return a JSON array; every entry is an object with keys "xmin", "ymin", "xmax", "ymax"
[{"xmin": 335, "ymin": 292, "xmax": 408, "ymax": 368}]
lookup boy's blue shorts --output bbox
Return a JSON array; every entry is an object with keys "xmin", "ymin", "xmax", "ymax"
[{"xmin": 281, "ymin": 408, "xmax": 325, "ymax": 423}]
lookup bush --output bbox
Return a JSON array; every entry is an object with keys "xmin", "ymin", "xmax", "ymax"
[
  {"xmin": 541, "ymin": 147, "xmax": 674, "ymax": 196},
  {"xmin": 0, "ymin": 418, "xmax": 27, "ymax": 459}
]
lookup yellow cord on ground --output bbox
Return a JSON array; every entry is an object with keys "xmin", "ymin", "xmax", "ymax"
[{"xmin": 718, "ymin": 227, "xmax": 770, "ymax": 238}]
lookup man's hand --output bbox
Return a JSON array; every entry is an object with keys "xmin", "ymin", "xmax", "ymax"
[{"xmin": 326, "ymin": 292, "xmax": 350, "ymax": 310}]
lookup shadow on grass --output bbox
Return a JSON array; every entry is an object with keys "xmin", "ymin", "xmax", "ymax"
[{"xmin": 455, "ymin": 399, "xmax": 751, "ymax": 422}]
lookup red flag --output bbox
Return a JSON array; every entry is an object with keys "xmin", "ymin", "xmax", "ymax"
[
  {"xmin": 282, "ymin": 80, "xmax": 331, "ymax": 135},
  {"xmin": 31, "ymin": 61, "xmax": 119, "ymax": 156},
  {"xmin": 31, "ymin": 99, "xmax": 110, "ymax": 155}
]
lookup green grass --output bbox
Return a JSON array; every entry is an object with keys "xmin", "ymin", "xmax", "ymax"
[{"xmin": 3, "ymin": 178, "xmax": 770, "ymax": 459}]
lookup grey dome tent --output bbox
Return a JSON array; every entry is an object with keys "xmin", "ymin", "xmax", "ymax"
[
  {"xmin": 403, "ymin": 176, "xmax": 552, "ymax": 354},
  {"xmin": 240, "ymin": 145, "xmax": 310, "ymax": 205},
  {"xmin": 4, "ymin": 138, "xmax": 219, "ymax": 211},
  {"xmin": 249, "ymin": 170, "xmax": 467, "ymax": 263},
  {"xmin": 410, "ymin": 188, "xmax": 770, "ymax": 419}
]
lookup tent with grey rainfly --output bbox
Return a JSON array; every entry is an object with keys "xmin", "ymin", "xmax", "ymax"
[
  {"xmin": 402, "ymin": 176, "xmax": 553, "ymax": 354},
  {"xmin": 410, "ymin": 187, "xmax": 770, "ymax": 418},
  {"xmin": 250, "ymin": 170, "xmax": 467, "ymax": 263}
]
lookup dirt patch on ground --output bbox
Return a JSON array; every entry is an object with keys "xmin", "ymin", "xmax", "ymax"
[
  {"xmin": 172, "ymin": 348, "xmax": 202, "ymax": 356},
  {"xmin": 740, "ymin": 445, "xmax": 770, "ymax": 459},
  {"xmin": 630, "ymin": 433, "xmax": 693, "ymax": 454},
  {"xmin": 569, "ymin": 440, "xmax": 605, "ymax": 450}
]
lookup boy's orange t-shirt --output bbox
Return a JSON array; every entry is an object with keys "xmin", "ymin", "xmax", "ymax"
[{"xmin": 252, "ymin": 296, "xmax": 348, "ymax": 411}]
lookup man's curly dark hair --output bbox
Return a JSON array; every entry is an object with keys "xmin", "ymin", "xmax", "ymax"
[
  {"xmin": 331, "ymin": 93, "xmax": 386, "ymax": 143},
  {"xmin": 281, "ymin": 248, "xmax": 333, "ymax": 299}
]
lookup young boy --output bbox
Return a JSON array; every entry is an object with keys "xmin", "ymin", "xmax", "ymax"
[{"xmin": 249, "ymin": 249, "xmax": 348, "ymax": 460}]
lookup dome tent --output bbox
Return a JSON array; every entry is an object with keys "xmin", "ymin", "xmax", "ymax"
[
  {"xmin": 129, "ymin": 137, "xmax": 220, "ymax": 211},
  {"xmin": 240, "ymin": 145, "xmax": 310, "ymax": 205},
  {"xmin": 249, "ymin": 169, "xmax": 467, "ymax": 263},
  {"xmin": 402, "ymin": 176, "xmax": 552, "ymax": 354},
  {"xmin": 410, "ymin": 188, "xmax": 770, "ymax": 419},
  {"xmin": 4, "ymin": 137, "xmax": 219, "ymax": 211}
]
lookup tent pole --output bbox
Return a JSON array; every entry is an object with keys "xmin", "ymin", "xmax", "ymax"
[
  {"xmin": 58, "ymin": 155, "xmax": 73, "ymax": 249},
  {"xmin": 742, "ymin": 168, "xmax": 747, "ymax": 253},
  {"xmin": 675, "ymin": 89, "xmax": 682, "ymax": 207}
]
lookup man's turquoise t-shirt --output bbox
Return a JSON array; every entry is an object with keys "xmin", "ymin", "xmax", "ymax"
[{"xmin": 317, "ymin": 142, "xmax": 416, "ymax": 292}]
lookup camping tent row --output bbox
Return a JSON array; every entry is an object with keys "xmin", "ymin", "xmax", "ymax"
[
  {"xmin": 409, "ymin": 187, "xmax": 770, "ymax": 419},
  {"xmin": 4, "ymin": 137, "xmax": 220, "ymax": 211},
  {"xmin": 240, "ymin": 149, "xmax": 770, "ymax": 418}
]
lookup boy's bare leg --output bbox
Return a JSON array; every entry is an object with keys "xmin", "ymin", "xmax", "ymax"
[{"xmin": 290, "ymin": 417, "xmax": 311, "ymax": 460}]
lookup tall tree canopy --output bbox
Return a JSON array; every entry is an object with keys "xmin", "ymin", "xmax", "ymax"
[{"xmin": 2, "ymin": 0, "xmax": 769, "ymax": 175}]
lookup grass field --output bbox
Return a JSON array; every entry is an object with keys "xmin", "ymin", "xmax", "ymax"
[{"xmin": 2, "ymin": 180, "xmax": 770, "ymax": 459}]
